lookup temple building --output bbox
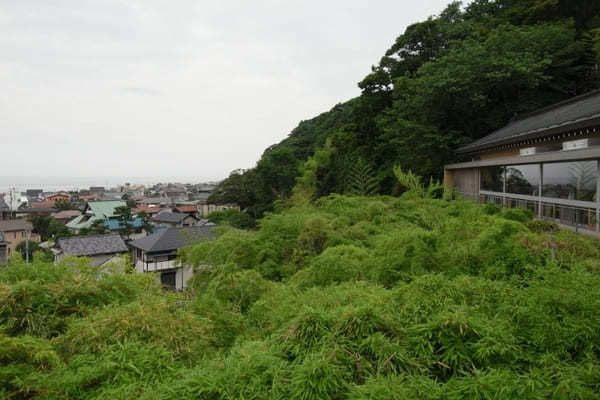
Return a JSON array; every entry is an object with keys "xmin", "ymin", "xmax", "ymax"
[{"xmin": 444, "ymin": 89, "xmax": 600, "ymax": 234}]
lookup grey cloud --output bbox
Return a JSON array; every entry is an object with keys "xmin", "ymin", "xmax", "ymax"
[{"xmin": 0, "ymin": 0, "xmax": 451, "ymax": 181}]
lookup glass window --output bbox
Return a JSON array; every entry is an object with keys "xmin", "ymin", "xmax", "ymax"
[
  {"xmin": 506, "ymin": 164, "xmax": 540, "ymax": 196},
  {"xmin": 480, "ymin": 166, "xmax": 504, "ymax": 192},
  {"xmin": 542, "ymin": 161, "xmax": 597, "ymax": 202}
]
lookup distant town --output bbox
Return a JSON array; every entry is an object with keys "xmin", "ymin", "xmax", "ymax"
[{"xmin": 0, "ymin": 181, "xmax": 238, "ymax": 289}]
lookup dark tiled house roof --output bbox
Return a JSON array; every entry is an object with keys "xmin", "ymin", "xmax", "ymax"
[
  {"xmin": 56, "ymin": 234, "xmax": 128, "ymax": 256},
  {"xmin": 0, "ymin": 220, "xmax": 33, "ymax": 232},
  {"xmin": 129, "ymin": 226, "xmax": 217, "ymax": 253},
  {"xmin": 152, "ymin": 212, "xmax": 188, "ymax": 224},
  {"xmin": 458, "ymin": 89, "xmax": 600, "ymax": 154}
]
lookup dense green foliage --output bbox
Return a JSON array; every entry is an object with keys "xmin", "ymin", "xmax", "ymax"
[
  {"xmin": 4, "ymin": 186, "xmax": 600, "ymax": 398},
  {"xmin": 210, "ymin": 0, "xmax": 600, "ymax": 217},
  {"xmin": 31, "ymin": 216, "xmax": 71, "ymax": 242},
  {"xmin": 207, "ymin": 209, "xmax": 257, "ymax": 230}
]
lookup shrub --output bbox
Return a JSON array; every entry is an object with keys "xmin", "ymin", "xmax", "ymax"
[
  {"xmin": 482, "ymin": 202, "xmax": 501, "ymax": 215},
  {"xmin": 501, "ymin": 207, "xmax": 533, "ymax": 223}
]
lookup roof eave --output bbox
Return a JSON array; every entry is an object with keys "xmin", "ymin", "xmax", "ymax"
[{"xmin": 457, "ymin": 116, "xmax": 600, "ymax": 155}]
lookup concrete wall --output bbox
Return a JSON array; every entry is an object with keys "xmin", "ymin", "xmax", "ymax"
[{"xmin": 1, "ymin": 231, "xmax": 40, "ymax": 258}]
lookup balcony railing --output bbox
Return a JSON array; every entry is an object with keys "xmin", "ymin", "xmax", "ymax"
[
  {"xmin": 136, "ymin": 259, "xmax": 179, "ymax": 272},
  {"xmin": 479, "ymin": 191, "xmax": 599, "ymax": 233}
]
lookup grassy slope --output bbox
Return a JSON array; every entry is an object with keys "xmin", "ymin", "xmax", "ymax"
[{"xmin": 2, "ymin": 195, "xmax": 600, "ymax": 399}]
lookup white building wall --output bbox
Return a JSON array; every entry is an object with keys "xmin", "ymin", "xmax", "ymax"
[{"xmin": 134, "ymin": 255, "xmax": 194, "ymax": 291}]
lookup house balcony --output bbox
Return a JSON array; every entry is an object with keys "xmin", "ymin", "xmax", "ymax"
[{"xmin": 135, "ymin": 259, "xmax": 179, "ymax": 272}]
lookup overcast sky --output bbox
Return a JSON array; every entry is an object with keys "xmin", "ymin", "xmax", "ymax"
[{"xmin": 1, "ymin": 0, "xmax": 450, "ymax": 182}]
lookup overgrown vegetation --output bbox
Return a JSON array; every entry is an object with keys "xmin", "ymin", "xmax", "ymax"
[
  {"xmin": 5, "ymin": 1, "xmax": 600, "ymax": 397},
  {"xmin": 3, "ymin": 180, "xmax": 600, "ymax": 398}
]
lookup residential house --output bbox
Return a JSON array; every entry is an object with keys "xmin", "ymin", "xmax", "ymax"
[
  {"xmin": 89, "ymin": 186, "xmax": 105, "ymax": 195},
  {"xmin": 99, "ymin": 191, "xmax": 124, "ymax": 201},
  {"xmin": 444, "ymin": 89, "xmax": 600, "ymax": 234},
  {"xmin": 193, "ymin": 183, "xmax": 216, "ymax": 204},
  {"xmin": 138, "ymin": 197, "xmax": 170, "ymax": 207},
  {"xmin": 166, "ymin": 190, "xmax": 187, "ymax": 203},
  {"xmin": 43, "ymin": 193, "xmax": 70, "ymax": 207},
  {"xmin": 129, "ymin": 225, "xmax": 216, "ymax": 290},
  {"xmin": 174, "ymin": 205, "xmax": 198, "ymax": 217},
  {"xmin": 69, "ymin": 190, "xmax": 80, "ymax": 202},
  {"xmin": 31, "ymin": 200, "xmax": 57, "ymax": 209},
  {"xmin": 0, "ymin": 219, "xmax": 41, "ymax": 261},
  {"xmin": 66, "ymin": 200, "xmax": 125, "ymax": 232},
  {"xmin": 53, "ymin": 234, "xmax": 128, "ymax": 266},
  {"xmin": 152, "ymin": 211, "xmax": 197, "ymax": 228},
  {"xmin": 25, "ymin": 189, "xmax": 43, "ymax": 202},
  {"xmin": 51, "ymin": 210, "xmax": 82, "ymax": 225},
  {"xmin": 16, "ymin": 206, "xmax": 57, "ymax": 220},
  {"xmin": 197, "ymin": 203, "xmax": 240, "ymax": 217}
]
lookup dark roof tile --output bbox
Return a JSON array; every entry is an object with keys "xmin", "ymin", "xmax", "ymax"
[
  {"xmin": 129, "ymin": 226, "xmax": 216, "ymax": 253},
  {"xmin": 459, "ymin": 89, "xmax": 600, "ymax": 153},
  {"xmin": 152, "ymin": 212, "xmax": 188, "ymax": 223},
  {"xmin": 56, "ymin": 234, "xmax": 128, "ymax": 256}
]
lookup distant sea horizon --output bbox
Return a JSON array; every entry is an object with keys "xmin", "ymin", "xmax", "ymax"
[{"xmin": 0, "ymin": 176, "xmax": 219, "ymax": 195}]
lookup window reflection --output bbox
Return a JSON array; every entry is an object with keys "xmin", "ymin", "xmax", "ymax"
[
  {"xmin": 506, "ymin": 164, "xmax": 539, "ymax": 196},
  {"xmin": 542, "ymin": 161, "xmax": 597, "ymax": 202},
  {"xmin": 480, "ymin": 166, "xmax": 504, "ymax": 192}
]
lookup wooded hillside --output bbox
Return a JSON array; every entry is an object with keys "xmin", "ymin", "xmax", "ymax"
[{"xmin": 210, "ymin": 0, "xmax": 600, "ymax": 217}]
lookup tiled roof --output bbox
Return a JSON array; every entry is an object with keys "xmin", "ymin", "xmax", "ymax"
[
  {"xmin": 51, "ymin": 210, "xmax": 82, "ymax": 220},
  {"xmin": 458, "ymin": 89, "xmax": 600, "ymax": 154},
  {"xmin": 66, "ymin": 214, "xmax": 100, "ymax": 230},
  {"xmin": 0, "ymin": 219, "xmax": 33, "ymax": 232},
  {"xmin": 32, "ymin": 201, "xmax": 55, "ymax": 209},
  {"xmin": 175, "ymin": 205, "xmax": 197, "ymax": 213},
  {"xmin": 56, "ymin": 234, "xmax": 128, "ymax": 256},
  {"xmin": 129, "ymin": 225, "xmax": 217, "ymax": 253},
  {"xmin": 67, "ymin": 201, "xmax": 125, "ymax": 230},
  {"xmin": 87, "ymin": 201, "xmax": 125, "ymax": 218},
  {"xmin": 152, "ymin": 212, "xmax": 188, "ymax": 224}
]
